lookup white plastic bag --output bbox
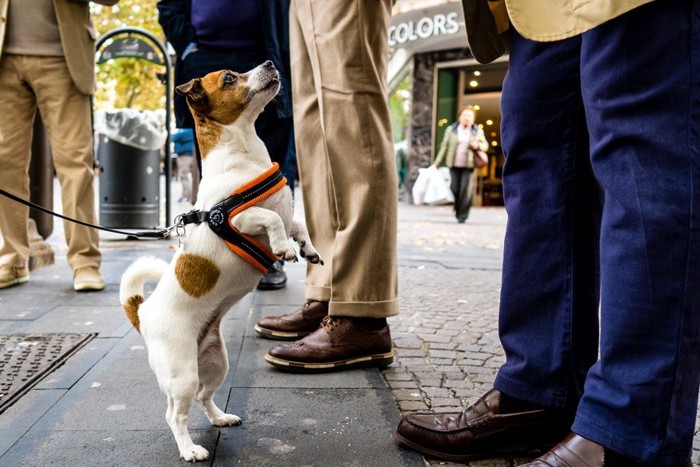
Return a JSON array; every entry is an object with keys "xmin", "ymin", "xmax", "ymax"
[
  {"xmin": 422, "ymin": 166, "xmax": 455, "ymax": 205},
  {"xmin": 411, "ymin": 167, "xmax": 431, "ymax": 204},
  {"xmin": 94, "ymin": 108, "xmax": 167, "ymax": 151}
]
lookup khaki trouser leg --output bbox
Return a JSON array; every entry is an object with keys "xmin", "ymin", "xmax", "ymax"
[
  {"xmin": 0, "ymin": 56, "xmax": 36, "ymax": 269},
  {"xmin": 33, "ymin": 57, "xmax": 101, "ymax": 271},
  {"xmin": 291, "ymin": 0, "xmax": 398, "ymax": 318},
  {"xmin": 2, "ymin": 56, "xmax": 101, "ymax": 272}
]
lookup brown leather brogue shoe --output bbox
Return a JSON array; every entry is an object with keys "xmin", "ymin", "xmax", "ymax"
[
  {"xmin": 255, "ymin": 300, "xmax": 328, "ymax": 340},
  {"xmin": 395, "ymin": 388, "xmax": 572, "ymax": 462},
  {"xmin": 520, "ymin": 433, "xmax": 694, "ymax": 467},
  {"xmin": 264, "ymin": 316, "xmax": 394, "ymax": 372}
]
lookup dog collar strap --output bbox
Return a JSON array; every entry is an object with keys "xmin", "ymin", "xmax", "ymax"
[{"xmin": 181, "ymin": 163, "xmax": 287, "ymax": 273}]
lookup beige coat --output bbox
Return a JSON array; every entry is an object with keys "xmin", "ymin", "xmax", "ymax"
[
  {"xmin": 0, "ymin": 0, "xmax": 119, "ymax": 94},
  {"xmin": 461, "ymin": 0, "xmax": 654, "ymax": 64}
]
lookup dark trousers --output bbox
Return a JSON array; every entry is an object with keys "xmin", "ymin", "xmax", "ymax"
[
  {"xmin": 176, "ymin": 47, "xmax": 293, "ymax": 179},
  {"xmin": 449, "ymin": 167, "xmax": 473, "ymax": 221},
  {"xmin": 493, "ymin": 1, "xmax": 700, "ymax": 464}
]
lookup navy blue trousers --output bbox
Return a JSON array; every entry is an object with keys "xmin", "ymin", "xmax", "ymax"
[{"xmin": 493, "ymin": 0, "xmax": 700, "ymax": 463}]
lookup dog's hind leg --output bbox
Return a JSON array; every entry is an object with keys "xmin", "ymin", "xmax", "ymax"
[
  {"xmin": 231, "ymin": 206, "xmax": 298, "ymax": 261},
  {"xmin": 196, "ymin": 321, "xmax": 241, "ymax": 427},
  {"xmin": 152, "ymin": 341, "xmax": 209, "ymax": 462},
  {"xmin": 290, "ymin": 219, "xmax": 323, "ymax": 264}
]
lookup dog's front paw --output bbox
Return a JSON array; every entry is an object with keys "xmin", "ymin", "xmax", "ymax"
[
  {"xmin": 212, "ymin": 413, "xmax": 242, "ymax": 427},
  {"xmin": 298, "ymin": 240, "xmax": 324, "ymax": 265},
  {"xmin": 181, "ymin": 444, "xmax": 209, "ymax": 462},
  {"xmin": 273, "ymin": 239, "xmax": 298, "ymax": 262}
]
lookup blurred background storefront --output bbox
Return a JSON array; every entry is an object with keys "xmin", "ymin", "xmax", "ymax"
[{"xmin": 391, "ymin": 0, "xmax": 507, "ymax": 206}]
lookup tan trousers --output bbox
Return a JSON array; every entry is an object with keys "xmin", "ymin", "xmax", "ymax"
[
  {"xmin": 0, "ymin": 55, "xmax": 101, "ymax": 271},
  {"xmin": 290, "ymin": 0, "xmax": 398, "ymax": 318}
]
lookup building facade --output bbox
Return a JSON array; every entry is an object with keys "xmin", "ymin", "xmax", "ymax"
[{"xmin": 390, "ymin": 0, "xmax": 507, "ymax": 206}]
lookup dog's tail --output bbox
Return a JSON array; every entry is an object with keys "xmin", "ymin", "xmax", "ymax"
[{"xmin": 119, "ymin": 257, "xmax": 168, "ymax": 333}]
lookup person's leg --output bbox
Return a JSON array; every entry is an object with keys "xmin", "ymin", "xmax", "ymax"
[
  {"xmin": 292, "ymin": 0, "xmax": 398, "ymax": 317},
  {"xmin": 281, "ymin": 129, "xmax": 297, "ymax": 192},
  {"xmin": 449, "ymin": 167, "xmax": 462, "ymax": 218},
  {"xmin": 263, "ymin": 0, "xmax": 397, "ymax": 371},
  {"xmin": 254, "ymin": 8, "xmax": 331, "ymax": 338},
  {"xmin": 0, "ymin": 55, "xmax": 36, "ymax": 285},
  {"xmin": 289, "ymin": 0, "xmax": 335, "ymax": 306},
  {"xmin": 28, "ymin": 56, "xmax": 102, "ymax": 280},
  {"xmin": 463, "ymin": 169, "xmax": 474, "ymax": 219},
  {"xmin": 570, "ymin": 1, "xmax": 700, "ymax": 463},
  {"xmin": 455, "ymin": 168, "xmax": 473, "ymax": 221},
  {"xmin": 493, "ymin": 29, "xmax": 601, "ymax": 411},
  {"xmin": 179, "ymin": 156, "xmax": 194, "ymax": 203},
  {"xmin": 395, "ymin": 28, "xmax": 601, "ymax": 463}
]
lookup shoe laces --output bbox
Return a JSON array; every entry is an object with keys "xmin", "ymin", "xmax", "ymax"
[{"xmin": 320, "ymin": 315, "xmax": 340, "ymax": 330}]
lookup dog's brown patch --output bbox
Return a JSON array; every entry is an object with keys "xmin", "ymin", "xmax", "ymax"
[
  {"xmin": 176, "ymin": 70, "xmax": 251, "ymax": 159},
  {"xmin": 192, "ymin": 124, "xmax": 222, "ymax": 159},
  {"xmin": 123, "ymin": 295, "xmax": 143, "ymax": 333},
  {"xmin": 199, "ymin": 71, "xmax": 250, "ymax": 125},
  {"xmin": 175, "ymin": 253, "xmax": 220, "ymax": 298}
]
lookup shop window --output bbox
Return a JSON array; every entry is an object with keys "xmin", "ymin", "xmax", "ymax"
[{"xmin": 459, "ymin": 62, "xmax": 508, "ymax": 206}]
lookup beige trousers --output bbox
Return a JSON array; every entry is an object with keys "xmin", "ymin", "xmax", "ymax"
[
  {"xmin": 290, "ymin": 0, "xmax": 398, "ymax": 318},
  {"xmin": 0, "ymin": 55, "xmax": 101, "ymax": 271}
]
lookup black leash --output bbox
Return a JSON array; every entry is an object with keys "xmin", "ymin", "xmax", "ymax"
[{"xmin": 0, "ymin": 187, "xmax": 178, "ymax": 239}]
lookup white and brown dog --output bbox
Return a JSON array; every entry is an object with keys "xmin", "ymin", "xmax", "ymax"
[{"xmin": 119, "ymin": 61, "xmax": 321, "ymax": 462}]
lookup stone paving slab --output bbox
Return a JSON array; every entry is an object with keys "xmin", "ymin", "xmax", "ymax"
[{"xmin": 218, "ymin": 387, "xmax": 415, "ymax": 466}]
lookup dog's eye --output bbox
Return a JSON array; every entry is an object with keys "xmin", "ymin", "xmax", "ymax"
[{"xmin": 224, "ymin": 74, "xmax": 237, "ymax": 85}]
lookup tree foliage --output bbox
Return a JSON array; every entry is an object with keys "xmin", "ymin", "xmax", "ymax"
[{"xmin": 91, "ymin": 0, "xmax": 171, "ymax": 113}]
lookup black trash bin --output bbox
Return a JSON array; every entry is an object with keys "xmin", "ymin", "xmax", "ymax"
[
  {"xmin": 95, "ymin": 109, "xmax": 165, "ymax": 229},
  {"xmin": 97, "ymin": 136, "xmax": 160, "ymax": 228}
]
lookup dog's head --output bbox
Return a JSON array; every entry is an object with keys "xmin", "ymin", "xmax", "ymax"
[{"xmin": 175, "ymin": 61, "xmax": 280, "ymax": 126}]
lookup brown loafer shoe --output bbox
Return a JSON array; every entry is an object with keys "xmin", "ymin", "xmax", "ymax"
[
  {"xmin": 264, "ymin": 316, "xmax": 394, "ymax": 372},
  {"xmin": 395, "ymin": 388, "xmax": 572, "ymax": 462},
  {"xmin": 255, "ymin": 300, "xmax": 328, "ymax": 340},
  {"xmin": 519, "ymin": 433, "xmax": 693, "ymax": 467}
]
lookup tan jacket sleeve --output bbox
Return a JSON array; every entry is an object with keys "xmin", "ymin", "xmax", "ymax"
[{"xmin": 55, "ymin": 0, "xmax": 121, "ymax": 95}]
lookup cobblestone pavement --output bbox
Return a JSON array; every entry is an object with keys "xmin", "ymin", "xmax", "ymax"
[{"xmin": 383, "ymin": 203, "xmax": 700, "ymax": 467}]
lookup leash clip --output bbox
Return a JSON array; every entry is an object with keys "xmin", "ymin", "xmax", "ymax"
[{"xmin": 172, "ymin": 214, "xmax": 187, "ymax": 237}]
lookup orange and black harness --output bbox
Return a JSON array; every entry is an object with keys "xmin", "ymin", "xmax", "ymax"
[{"xmin": 179, "ymin": 163, "xmax": 287, "ymax": 273}]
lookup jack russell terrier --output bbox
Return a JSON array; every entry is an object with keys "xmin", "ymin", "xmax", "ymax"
[{"xmin": 119, "ymin": 61, "xmax": 322, "ymax": 462}]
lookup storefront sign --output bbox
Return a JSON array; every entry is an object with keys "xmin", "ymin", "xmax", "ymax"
[
  {"xmin": 388, "ymin": 3, "xmax": 468, "ymax": 85},
  {"xmin": 389, "ymin": 12, "xmax": 461, "ymax": 47}
]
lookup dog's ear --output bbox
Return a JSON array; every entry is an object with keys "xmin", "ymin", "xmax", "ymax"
[
  {"xmin": 175, "ymin": 79, "xmax": 197, "ymax": 96},
  {"xmin": 176, "ymin": 79, "xmax": 209, "ymax": 115}
]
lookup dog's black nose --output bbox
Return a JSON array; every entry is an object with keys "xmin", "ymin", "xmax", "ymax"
[{"xmin": 263, "ymin": 60, "xmax": 274, "ymax": 68}]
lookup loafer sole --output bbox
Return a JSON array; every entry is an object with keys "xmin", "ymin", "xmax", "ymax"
[
  {"xmin": 254, "ymin": 324, "xmax": 311, "ymax": 341},
  {"xmin": 265, "ymin": 351, "xmax": 394, "ymax": 373},
  {"xmin": 394, "ymin": 431, "xmax": 550, "ymax": 463}
]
